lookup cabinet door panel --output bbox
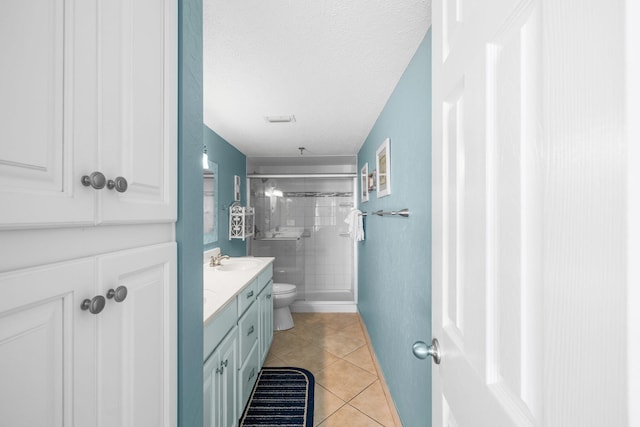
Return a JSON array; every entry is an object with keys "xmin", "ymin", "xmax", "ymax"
[
  {"xmin": 0, "ymin": 0, "xmax": 94, "ymax": 228},
  {"xmin": 98, "ymin": 243, "xmax": 176, "ymax": 427},
  {"xmin": 259, "ymin": 281, "xmax": 274, "ymax": 364},
  {"xmin": 238, "ymin": 342, "xmax": 260, "ymax": 415},
  {"xmin": 203, "ymin": 349, "xmax": 220, "ymax": 427},
  {"xmin": 0, "ymin": 259, "xmax": 95, "ymax": 427},
  {"xmin": 219, "ymin": 330, "xmax": 238, "ymax": 427},
  {"xmin": 98, "ymin": 0, "xmax": 177, "ymax": 224}
]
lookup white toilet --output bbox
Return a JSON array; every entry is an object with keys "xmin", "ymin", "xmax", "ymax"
[{"xmin": 272, "ymin": 283, "xmax": 297, "ymax": 331}]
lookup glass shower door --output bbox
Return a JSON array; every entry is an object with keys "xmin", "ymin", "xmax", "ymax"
[{"xmin": 248, "ymin": 177, "xmax": 355, "ymax": 303}]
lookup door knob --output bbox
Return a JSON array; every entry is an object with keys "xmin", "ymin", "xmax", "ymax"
[
  {"xmin": 81, "ymin": 295, "xmax": 106, "ymax": 314},
  {"xmin": 106, "ymin": 286, "xmax": 128, "ymax": 302},
  {"xmin": 107, "ymin": 176, "xmax": 128, "ymax": 193},
  {"xmin": 81, "ymin": 171, "xmax": 106, "ymax": 190},
  {"xmin": 413, "ymin": 338, "xmax": 441, "ymax": 364}
]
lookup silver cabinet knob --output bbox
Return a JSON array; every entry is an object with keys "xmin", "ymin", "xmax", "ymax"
[
  {"xmin": 81, "ymin": 295, "xmax": 106, "ymax": 314},
  {"xmin": 81, "ymin": 171, "xmax": 106, "ymax": 190},
  {"xmin": 413, "ymin": 338, "xmax": 441, "ymax": 364},
  {"xmin": 107, "ymin": 286, "xmax": 128, "ymax": 302},
  {"xmin": 107, "ymin": 176, "xmax": 128, "ymax": 193}
]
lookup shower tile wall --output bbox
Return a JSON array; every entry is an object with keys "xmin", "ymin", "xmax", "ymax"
[{"xmin": 250, "ymin": 178, "xmax": 354, "ymax": 301}]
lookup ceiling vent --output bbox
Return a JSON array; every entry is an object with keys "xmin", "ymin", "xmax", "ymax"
[{"xmin": 264, "ymin": 115, "xmax": 296, "ymax": 123}]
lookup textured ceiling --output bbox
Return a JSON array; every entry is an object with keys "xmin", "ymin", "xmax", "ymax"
[{"xmin": 203, "ymin": 0, "xmax": 432, "ymax": 158}]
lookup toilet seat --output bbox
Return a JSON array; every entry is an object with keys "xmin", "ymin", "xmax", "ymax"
[{"xmin": 273, "ymin": 283, "xmax": 296, "ymax": 294}]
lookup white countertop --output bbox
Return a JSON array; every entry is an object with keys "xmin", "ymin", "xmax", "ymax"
[{"xmin": 203, "ymin": 256, "xmax": 274, "ymax": 324}]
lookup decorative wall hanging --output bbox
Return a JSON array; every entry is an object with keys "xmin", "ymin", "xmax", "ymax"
[
  {"xmin": 229, "ymin": 202, "xmax": 254, "ymax": 240},
  {"xmin": 360, "ymin": 163, "xmax": 369, "ymax": 202},
  {"xmin": 376, "ymin": 138, "xmax": 391, "ymax": 197},
  {"xmin": 234, "ymin": 175, "xmax": 241, "ymax": 202}
]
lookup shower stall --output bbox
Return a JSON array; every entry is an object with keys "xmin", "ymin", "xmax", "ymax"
[{"xmin": 248, "ymin": 175, "xmax": 357, "ymax": 312}]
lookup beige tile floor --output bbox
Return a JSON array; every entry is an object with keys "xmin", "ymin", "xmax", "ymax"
[{"xmin": 263, "ymin": 312, "xmax": 399, "ymax": 426}]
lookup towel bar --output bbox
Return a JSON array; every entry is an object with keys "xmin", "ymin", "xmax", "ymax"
[{"xmin": 361, "ymin": 208, "xmax": 410, "ymax": 217}]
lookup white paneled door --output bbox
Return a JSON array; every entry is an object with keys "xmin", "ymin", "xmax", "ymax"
[{"xmin": 432, "ymin": 0, "xmax": 630, "ymax": 426}]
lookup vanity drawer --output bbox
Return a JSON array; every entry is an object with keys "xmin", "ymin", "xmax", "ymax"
[
  {"xmin": 238, "ymin": 278, "xmax": 258, "ymax": 315},
  {"xmin": 238, "ymin": 302, "xmax": 258, "ymax": 363},
  {"xmin": 238, "ymin": 341, "xmax": 259, "ymax": 413},
  {"xmin": 203, "ymin": 300, "xmax": 237, "ymax": 361}
]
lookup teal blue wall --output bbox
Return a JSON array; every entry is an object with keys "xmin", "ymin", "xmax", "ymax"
[
  {"xmin": 204, "ymin": 125, "xmax": 248, "ymax": 256},
  {"xmin": 177, "ymin": 0, "xmax": 203, "ymax": 426},
  {"xmin": 357, "ymin": 29, "xmax": 432, "ymax": 426}
]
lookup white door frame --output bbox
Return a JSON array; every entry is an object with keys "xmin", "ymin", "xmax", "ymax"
[{"xmin": 626, "ymin": 0, "xmax": 640, "ymax": 425}]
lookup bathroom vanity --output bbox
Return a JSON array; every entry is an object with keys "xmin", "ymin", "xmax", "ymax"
[{"xmin": 203, "ymin": 256, "xmax": 274, "ymax": 427}]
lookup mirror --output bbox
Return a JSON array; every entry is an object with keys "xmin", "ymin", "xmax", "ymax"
[{"xmin": 204, "ymin": 159, "xmax": 218, "ymax": 244}]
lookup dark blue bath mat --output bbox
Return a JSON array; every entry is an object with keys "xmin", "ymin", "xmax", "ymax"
[{"xmin": 239, "ymin": 367, "xmax": 315, "ymax": 427}]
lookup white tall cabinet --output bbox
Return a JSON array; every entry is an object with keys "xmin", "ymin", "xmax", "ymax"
[{"xmin": 0, "ymin": 1, "xmax": 177, "ymax": 426}]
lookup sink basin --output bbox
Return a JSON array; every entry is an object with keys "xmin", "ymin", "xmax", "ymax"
[{"xmin": 216, "ymin": 258, "xmax": 262, "ymax": 272}]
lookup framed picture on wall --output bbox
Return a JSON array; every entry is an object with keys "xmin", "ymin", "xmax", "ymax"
[
  {"xmin": 360, "ymin": 163, "xmax": 369, "ymax": 202},
  {"xmin": 234, "ymin": 175, "xmax": 241, "ymax": 201},
  {"xmin": 376, "ymin": 138, "xmax": 391, "ymax": 197}
]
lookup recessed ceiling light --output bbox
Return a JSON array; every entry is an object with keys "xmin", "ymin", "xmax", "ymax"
[{"xmin": 264, "ymin": 115, "xmax": 296, "ymax": 123}]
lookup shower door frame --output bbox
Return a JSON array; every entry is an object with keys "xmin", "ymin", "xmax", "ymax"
[{"xmin": 246, "ymin": 174, "xmax": 359, "ymax": 313}]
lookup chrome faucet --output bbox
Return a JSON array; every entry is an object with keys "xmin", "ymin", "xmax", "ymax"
[{"xmin": 209, "ymin": 254, "xmax": 230, "ymax": 267}]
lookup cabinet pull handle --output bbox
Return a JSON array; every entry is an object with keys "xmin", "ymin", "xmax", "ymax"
[
  {"xmin": 106, "ymin": 285, "xmax": 128, "ymax": 302},
  {"xmin": 248, "ymin": 368, "xmax": 255, "ymax": 381},
  {"xmin": 107, "ymin": 176, "xmax": 128, "ymax": 193},
  {"xmin": 81, "ymin": 295, "xmax": 106, "ymax": 314},
  {"xmin": 266, "ymin": 294, "xmax": 272, "ymax": 299},
  {"xmin": 247, "ymin": 325, "xmax": 254, "ymax": 336},
  {"xmin": 246, "ymin": 290, "xmax": 254, "ymax": 298},
  {"xmin": 215, "ymin": 358, "xmax": 228, "ymax": 375},
  {"xmin": 81, "ymin": 172, "xmax": 106, "ymax": 190}
]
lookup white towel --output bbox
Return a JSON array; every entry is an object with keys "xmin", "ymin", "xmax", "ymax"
[{"xmin": 344, "ymin": 209, "xmax": 365, "ymax": 241}]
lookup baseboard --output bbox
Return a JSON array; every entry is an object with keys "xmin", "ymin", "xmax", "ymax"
[
  {"xmin": 291, "ymin": 301, "xmax": 358, "ymax": 313},
  {"xmin": 358, "ymin": 315, "xmax": 403, "ymax": 427}
]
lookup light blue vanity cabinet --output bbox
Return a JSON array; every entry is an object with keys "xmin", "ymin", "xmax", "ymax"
[
  {"xmin": 257, "ymin": 281, "xmax": 274, "ymax": 365},
  {"xmin": 236, "ymin": 264, "xmax": 273, "ymax": 416},
  {"xmin": 203, "ymin": 260, "xmax": 274, "ymax": 427},
  {"xmin": 203, "ymin": 324, "xmax": 237, "ymax": 427},
  {"xmin": 237, "ymin": 329, "xmax": 260, "ymax": 414}
]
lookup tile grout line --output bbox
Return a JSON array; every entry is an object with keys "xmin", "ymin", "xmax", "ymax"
[
  {"xmin": 313, "ymin": 384, "xmax": 346, "ymax": 426},
  {"xmin": 272, "ymin": 313, "xmax": 400, "ymax": 426},
  {"xmin": 344, "ymin": 402, "xmax": 386, "ymax": 427}
]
